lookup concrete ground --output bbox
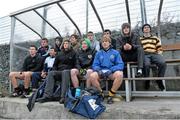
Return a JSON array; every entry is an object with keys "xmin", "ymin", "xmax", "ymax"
[{"xmin": 0, "ymin": 96, "xmax": 180, "ymax": 119}]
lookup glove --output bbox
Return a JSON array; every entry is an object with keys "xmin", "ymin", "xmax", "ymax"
[
  {"xmin": 98, "ymin": 70, "xmax": 112, "ymax": 78},
  {"xmin": 97, "ymin": 70, "xmax": 105, "ymax": 78},
  {"xmin": 80, "ymin": 69, "xmax": 87, "ymax": 75}
]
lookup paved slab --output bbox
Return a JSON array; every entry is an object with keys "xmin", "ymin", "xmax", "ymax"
[{"xmin": 0, "ymin": 96, "xmax": 180, "ymax": 119}]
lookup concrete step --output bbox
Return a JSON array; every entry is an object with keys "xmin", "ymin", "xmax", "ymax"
[{"xmin": 0, "ymin": 97, "xmax": 180, "ymax": 119}]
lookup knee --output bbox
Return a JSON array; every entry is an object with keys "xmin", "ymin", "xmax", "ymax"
[
  {"xmin": 24, "ymin": 72, "xmax": 32, "ymax": 77},
  {"xmin": 9, "ymin": 72, "xmax": 16, "ymax": 78},
  {"xmin": 90, "ymin": 72, "xmax": 98, "ymax": 79},
  {"xmin": 71, "ymin": 69, "xmax": 78, "ymax": 75},
  {"xmin": 158, "ymin": 61, "xmax": 166, "ymax": 68},
  {"xmin": 9, "ymin": 72, "xmax": 14, "ymax": 78},
  {"xmin": 114, "ymin": 71, "xmax": 123, "ymax": 80},
  {"xmin": 86, "ymin": 69, "xmax": 93, "ymax": 75}
]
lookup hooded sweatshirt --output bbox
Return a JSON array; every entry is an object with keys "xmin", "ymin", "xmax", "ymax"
[{"xmin": 116, "ymin": 23, "xmax": 141, "ymax": 53}]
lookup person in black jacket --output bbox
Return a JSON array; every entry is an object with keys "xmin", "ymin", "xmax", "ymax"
[
  {"xmin": 71, "ymin": 38, "xmax": 96, "ymax": 89},
  {"xmin": 38, "ymin": 39, "xmax": 76, "ymax": 104},
  {"xmin": 9, "ymin": 45, "xmax": 43, "ymax": 98},
  {"xmin": 116, "ymin": 23, "xmax": 144, "ymax": 77}
]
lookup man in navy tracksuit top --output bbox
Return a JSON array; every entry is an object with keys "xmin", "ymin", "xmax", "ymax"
[{"xmin": 89, "ymin": 36, "xmax": 124, "ymax": 104}]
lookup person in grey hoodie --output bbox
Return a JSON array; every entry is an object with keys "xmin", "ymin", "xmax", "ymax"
[{"xmin": 116, "ymin": 23, "xmax": 144, "ymax": 77}]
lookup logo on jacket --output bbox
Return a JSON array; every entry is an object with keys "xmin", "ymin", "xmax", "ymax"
[
  {"xmin": 88, "ymin": 55, "xmax": 92, "ymax": 59},
  {"xmin": 110, "ymin": 55, "xmax": 115, "ymax": 62}
]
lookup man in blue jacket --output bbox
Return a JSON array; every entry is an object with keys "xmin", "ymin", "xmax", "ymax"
[{"xmin": 89, "ymin": 36, "xmax": 124, "ymax": 104}]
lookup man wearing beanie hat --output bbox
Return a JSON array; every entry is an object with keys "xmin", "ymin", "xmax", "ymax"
[
  {"xmin": 116, "ymin": 23, "xmax": 144, "ymax": 77},
  {"xmin": 140, "ymin": 24, "xmax": 166, "ymax": 91},
  {"xmin": 142, "ymin": 23, "xmax": 151, "ymax": 32},
  {"xmin": 70, "ymin": 38, "xmax": 96, "ymax": 90},
  {"xmin": 90, "ymin": 36, "xmax": 124, "ymax": 104}
]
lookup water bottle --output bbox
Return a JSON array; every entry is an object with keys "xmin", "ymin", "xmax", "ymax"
[{"xmin": 75, "ymin": 88, "xmax": 81, "ymax": 98}]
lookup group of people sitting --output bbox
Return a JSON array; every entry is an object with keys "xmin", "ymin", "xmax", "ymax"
[{"xmin": 9, "ymin": 23, "xmax": 167, "ymax": 104}]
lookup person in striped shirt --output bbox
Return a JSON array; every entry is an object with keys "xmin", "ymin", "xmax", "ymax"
[{"xmin": 140, "ymin": 24, "xmax": 167, "ymax": 91}]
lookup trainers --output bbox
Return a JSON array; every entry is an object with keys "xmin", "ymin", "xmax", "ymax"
[
  {"xmin": 135, "ymin": 72, "xmax": 143, "ymax": 78},
  {"xmin": 10, "ymin": 91, "xmax": 19, "ymax": 97},
  {"xmin": 20, "ymin": 91, "xmax": 29, "ymax": 98},
  {"xmin": 158, "ymin": 84, "xmax": 165, "ymax": 91},
  {"xmin": 107, "ymin": 96, "xmax": 113, "ymax": 104}
]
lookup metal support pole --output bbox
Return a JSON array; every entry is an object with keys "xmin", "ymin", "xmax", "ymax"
[
  {"xmin": 41, "ymin": 7, "xmax": 47, "ymax": 38},
  {"xmin": 126, "ymin": 63, "xmax": 132, "ymax": 102},
  {"xmin": 157, "ymin": 0, "xmax": 164, "ymax": 38},
  {"xmin": 125, "ymin": 0, "xmax": 131, "ymax": 24},
  {"xmin": 86, "ymin": 0, "xmax": 89, "ymax": 34},
  {"xmin": 9, "ymin": 17, "xmax": 16, "ymax": 93},
  {"xmin": 140, "ymin": 0, "xmax": 147, "ymax": 25}
]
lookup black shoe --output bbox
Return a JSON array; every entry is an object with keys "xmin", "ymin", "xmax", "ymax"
[
  {"xmin": 59, "ymin": 98, "xmax": 65, "ymax": 104},
  {"xmin": 37, "ymin": 97, "xmax": 52, "ymax": 103},
  {"xmin": 158, "ymin": 84, "xmax": 165, "ymax": 91},
  {"xmin": 107, "ymin": 96, "xmax": 113, "ymax": 104},
  {"xmin": 157, "ymin": 81, "xmax": 165, "ymax": 91},
  {"xmin": 20, "ymin": 91, "xmax": 29, "ymax": 98},
  {"xmin": 135, "ymin": 72, "xmax": 143, "ymax": 78}
]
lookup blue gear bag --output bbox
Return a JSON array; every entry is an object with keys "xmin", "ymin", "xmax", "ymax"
[{"xmin": 64, "ymin": 88, "xmax": 106, "ymax": 119}]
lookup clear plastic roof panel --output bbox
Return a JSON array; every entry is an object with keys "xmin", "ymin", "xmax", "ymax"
[
  {"xmin": 9, "ymin": 0, "xmax": 180, "ymax": 42},
  {"xmin": 92, "ymin": 0, "xmax": 127, "ymax": 31},
  {"xmin": 45, "ymin": 0, "xmax": 86, "ymax": 37}
]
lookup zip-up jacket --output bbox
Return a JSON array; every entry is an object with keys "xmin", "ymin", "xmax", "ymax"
[
  {"xmin": 75, "ymin": 48, "xmax": 96, "ymax": 69},
  {"xmin": 92, "ymin": 48, "xmax": 124, "ymax": 72},
  {"xmin": 116, "ymin": 33, "xmax": 141, "ymax": 53},
  {"xmin": 22, "ymin": 54, "xmax": 43, "ymax": 72},
  {"xmin": 53, "ymin": 48, "xmax": 76, "ymax": 71}
]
